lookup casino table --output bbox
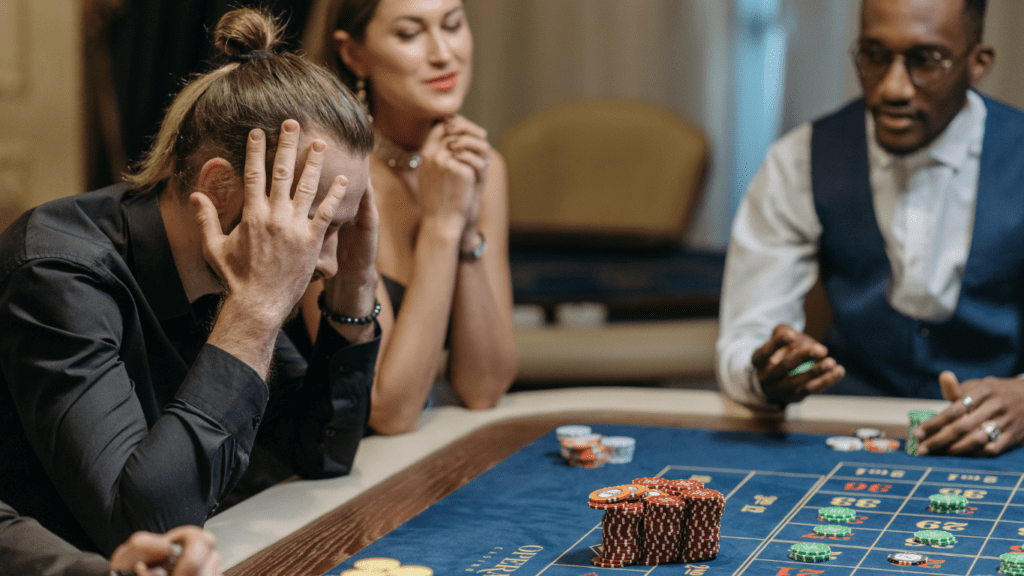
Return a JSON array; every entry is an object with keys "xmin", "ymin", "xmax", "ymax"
[{"xmin": 208, "ymin": 388, "xmax": 989, "ymax": 576}]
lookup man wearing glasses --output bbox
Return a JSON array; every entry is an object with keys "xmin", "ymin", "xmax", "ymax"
[{"xmin": 716, "ymin": 0, "xmax": 1024, "ymax": 455}]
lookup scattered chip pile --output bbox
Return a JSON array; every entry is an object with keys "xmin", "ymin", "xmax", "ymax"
[
  {"xmin": 825, "ymin": 428, "xmax": 900, "ymax": 452},
  {"xmin": 864, "ymin": 437, "xmax": 900, "ymax": 453},
  {"xmin": 1000, "ymin": 552, "xmax": 1024, "ymax": 575},
  {"xmin": 587, "ymin": 478, "xmax": 724, "ymax": 568},
  {"xmin": 928, "ymin": 493, "xmax": 968, "ymax": 514},
  {"xmin": 907, "ymin": 410, "xmax": 937, "ymax": 455},
  {"xmin": 340, "ymin": 557, "xmax": 433, "ymax": 575},
  {"xmin": 563, "ymin": 436, "xmax": 606, "ymax": 468},
  {"xmin": 556, "ymin": 426, "xmax": 636, "ymax": 467}
]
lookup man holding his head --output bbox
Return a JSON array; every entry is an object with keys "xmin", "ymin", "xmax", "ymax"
[
  {"xmin": 0, "ymin": 8, "xmax": 379, "ymax": 555},
  {"xmin": 717, "ymin": 0, "xmax": 1024, "ymax": 455}
]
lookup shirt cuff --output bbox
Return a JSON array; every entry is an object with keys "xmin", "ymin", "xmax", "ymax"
[{"xmin": 174, "ymin": 344, "xmax": 270, "ymax": 452}]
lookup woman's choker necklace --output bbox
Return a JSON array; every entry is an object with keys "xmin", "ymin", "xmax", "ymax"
[{"xmin": 373, "ymin": 130, "xmax": 421, "ymax": 170}]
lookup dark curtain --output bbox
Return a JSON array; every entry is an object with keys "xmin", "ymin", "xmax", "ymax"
[{"xmin": 90, "ymin": 0, "xmax": 314, "ymax": 189}]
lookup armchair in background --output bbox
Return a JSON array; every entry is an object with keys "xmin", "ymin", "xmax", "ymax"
[{"xmin": 501, "ymin": 99, "xmax": 723, "ymax": 385}]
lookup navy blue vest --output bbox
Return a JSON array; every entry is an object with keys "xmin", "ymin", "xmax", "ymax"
[{"xmin": 810, "ymin": 96, "xmax": 1024, "ymax": 398}]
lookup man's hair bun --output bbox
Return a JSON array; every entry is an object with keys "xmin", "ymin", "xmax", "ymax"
[{"xmin": 213, "ymin": 8, "xmax": 283, "ymax": 59}]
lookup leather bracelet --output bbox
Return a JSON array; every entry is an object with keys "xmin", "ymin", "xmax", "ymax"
[
  {"xmin": 317, "ymin": 291, "xmax": 381, "ymax": 325},
  {"xmin": 459, "ymin": 230, "xmax": 487, "ymax": 261}
]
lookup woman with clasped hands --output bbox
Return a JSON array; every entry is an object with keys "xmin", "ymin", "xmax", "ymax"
[{"xmin": 303, "ymin": 0, "xmax": 518, "ymax": 435}]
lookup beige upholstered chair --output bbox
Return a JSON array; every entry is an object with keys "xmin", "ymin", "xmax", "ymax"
[
  {"xmin": 502, "ymin": 99, "xmax": 709, "ymax": 246},
  {"xmin": 500, "ymin": 100, "xmax": 719, "ymax": 383}
]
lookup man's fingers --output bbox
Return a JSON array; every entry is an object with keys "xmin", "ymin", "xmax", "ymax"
[
  {"xmin": 190, "ymin": 193, "xmax": 225, "ymax": 250},
  {"xmin": 269, "ymin": 119, "xmax": 301, "ymax": 204},
  {"xmin": 803, "ymin": 363, "xmax": 845, "ymax": 395},
  {"xmin": 243, "ymin": 129, "xmax": 268, "ymax": 207},
  {"xmin": 294, "ymin": 139, "xmax": 327, "ymax": 216},
  {"xmin": 939, "ymin": 370, "xmax": 961, "ymax": 402},
  {"xmin": 752, "ymin": 325, "xmax": 798, "ymax": 367},
  {"xmin": 312, "ymin": 175, "xmax": 348, "ymax": 233}
]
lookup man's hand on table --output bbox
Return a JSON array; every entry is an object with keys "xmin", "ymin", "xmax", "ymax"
[
  {"xmin": 753, "ymin": 324, "xmax": 846, "ymax": 406},
  {"xmin": 110, "ymin": 525, "xmax": 220, "ymax": 576},
  {"xmin": 914, "ymin": 370, "xmax": 1024, "ymax": 457}
]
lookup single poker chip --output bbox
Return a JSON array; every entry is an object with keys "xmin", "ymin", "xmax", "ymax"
[
  {"xmin": 888, "ymin": 552, "xmax": 926, "ymax": 566},
  {"xmin": 666, "ymin": 478, "xmax": 706, "ymax": 492},
  {"xmin": 632, "ymin": 476, "xmax": 672, "ymax": 490},
  {"xmin": 788, "ymin": 360, "xmax": 815, "ymax": 376},
  {"xmin": 914, "ymin": 529, "xmax": 957, "ymax": 545},
  {"xmin": 817, "ymin": 506, "xmax": 856, "ymax": 522},
  {"xmin": 813, "ymin": 524, "xmax": 852, "ymax": 537},
  {"xmin": 589, "ymin": 484, "xmax": 646, "ymax": 504},
  {"xmin": 1001, "ymin": 553, "xmax": 1024, "ymax": 564},
  {"xmin": 854, "ymin": 427, "xmax": 884, "ymax": 440},
  {"xmin": 826, "ymin": 436, "xmax": 864, "ymax": 451},
  {"xmin": 864, "ymin": 437, "xmax": 900, "ymax": 453},
  {"xmin": 645, "ymin": 494, "xmax": 688, "ymax": 508},
  {"xmin": 790, "ymin": 542, "xmax": 831, "ymax": 556},
  {"xmin": 929, "ymin": 493, "xmax": 968, "ymax": 509},
  {"xmin": 389, "ymin": 568, "xmax": 434, "ymax": 576},
  {"xmin": 353, "ymin": 557, "xmax": 402, "ymax": 571}
]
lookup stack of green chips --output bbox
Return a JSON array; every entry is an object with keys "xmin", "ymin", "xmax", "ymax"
[
  {"xmin": 817, "ymin": 506, "xmax": 857, "ymax": 523},
  {"xmin": 813, "ymin": 524, "xmax": 852, "ymax": 537},
  {"xmin": 928, "ymin": 493, "xmax": 969, "ymax": 514},
  {"xmin": 789, "ymin": 542, "xmax": 831, "ymax": 563},
  {"xmin": 907, "ymin": 410, "xmax": 938, "ymax": 455},
  {"xmin": 999, "ymin": 552, "xmax": 1024, "ymax": 575},
  {"xmin": 914, "ymin": 529, "xmax": 957, "ymax": 545}
]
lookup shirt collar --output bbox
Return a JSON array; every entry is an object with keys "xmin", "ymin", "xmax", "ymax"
[
  {"xmin": 123, "ymin": 188, "xmax": 193, "ymax": 321},
  {"xmin": 867, "ymin": 89, "xmax": 986, "ymax": 172}
]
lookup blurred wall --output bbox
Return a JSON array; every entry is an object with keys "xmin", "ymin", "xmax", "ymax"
[
  {"xmin": 462, "ymin": 0, "xmax": 733, "ymax": 249},
  {"xmin": 0, "ymin": 0, "xmax": 84, "ymax": 219}
]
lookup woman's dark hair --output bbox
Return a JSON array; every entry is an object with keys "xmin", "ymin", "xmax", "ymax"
[
  {"xmin": 303, "ymin": 0, "xmax": 382, "ymax": 93},
  {"xmin": 128, "ymin": 7, "xmax": 374, "ymax": 193}
]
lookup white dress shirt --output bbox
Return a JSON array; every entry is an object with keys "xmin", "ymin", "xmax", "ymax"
[{"xmin": 716, "ymin": 91, "xmax": 987, "ymax": 408}]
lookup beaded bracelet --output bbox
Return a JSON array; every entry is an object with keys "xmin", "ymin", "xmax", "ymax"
[{"xmin": 317, "ymin": 291, "xmax": 381, "ymax": 325}]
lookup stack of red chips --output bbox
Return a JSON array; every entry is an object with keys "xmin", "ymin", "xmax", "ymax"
[
  {"xmin": 678, "ymin": 488, "xmax": 725, "ymax": 562},
  {"xmin": 590, "ymin": 501, "xmax": 643, "ymax": 568},
  {"xmin": 588, "ymin": 480, "xmax": 726, "ymax": 567},
  {"xmin": 638, "ymin": 495, "xmax": 687, "ymax": 565}
]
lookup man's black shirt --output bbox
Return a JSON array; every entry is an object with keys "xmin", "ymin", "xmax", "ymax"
[{"xmin": 0, "ymin": 184, "xmax": 378, "ymax": 553}]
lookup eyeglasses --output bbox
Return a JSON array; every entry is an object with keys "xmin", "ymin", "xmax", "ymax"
[{"xmin": 851, "ymin": 43, "xmax": 973, "ymax": 88}]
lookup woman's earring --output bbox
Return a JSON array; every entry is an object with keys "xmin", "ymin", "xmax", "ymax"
[{"xmin": 356, "ymin": 78, "xmax": 369, "ymax": 111}]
